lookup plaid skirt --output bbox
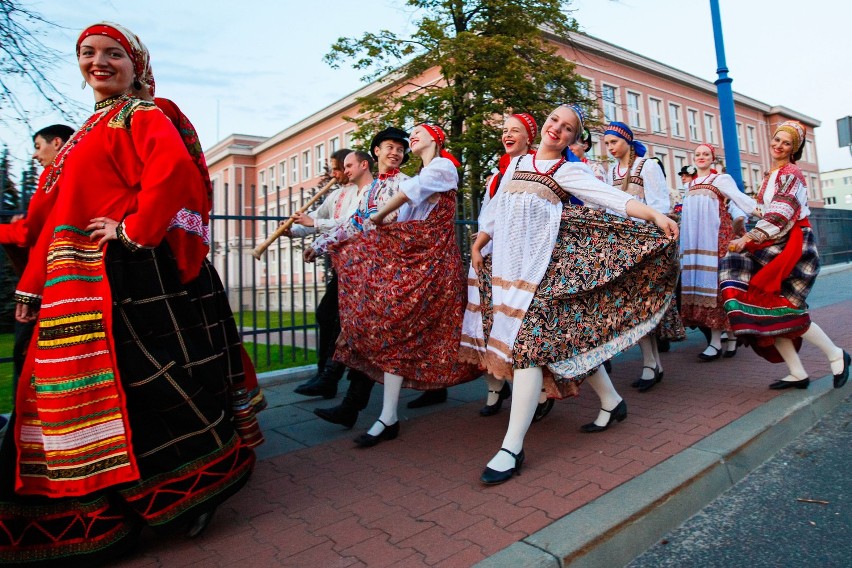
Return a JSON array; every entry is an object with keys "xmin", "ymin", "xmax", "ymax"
[
  {"xmin": 0, "ymin": 243, "xmax": 257, "ymax": 567},
  {"xmin": 720, "ymin": 225, "xmax": 819, "ymax": 362}
]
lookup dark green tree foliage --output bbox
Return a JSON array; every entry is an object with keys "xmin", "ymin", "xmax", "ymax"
[{"xmin": 324, "ymin": 0, "xmax": 589, "ymax": 208}]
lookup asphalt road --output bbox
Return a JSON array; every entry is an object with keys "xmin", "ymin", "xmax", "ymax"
[{"xmin": 627, "ymin": 395, "xmax": 852, "ymax": 568}]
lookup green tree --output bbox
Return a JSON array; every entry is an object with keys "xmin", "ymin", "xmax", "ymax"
[
  {"xmin": 324, "ymin": 0, "xmax": 590, "ymax": 209},
  {"xmin": 0, "ymin": 147, "xmax": 19, "ymax": 331}
]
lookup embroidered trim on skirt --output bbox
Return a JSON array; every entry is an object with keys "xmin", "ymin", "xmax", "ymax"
[
  {"xmin": 464, "ymin": 205, "xmax": 678, "ymax": 398},
  {"xmin": 0, "ymin": 243, "xmax": 256, "ymax": 566},
  {"xmin": 720, "ymin": 225, "xmax": 818, "ymax": 362},
  {"xmin": 332, "ymin": 192, "xmax": 479, "ymax": 389}
]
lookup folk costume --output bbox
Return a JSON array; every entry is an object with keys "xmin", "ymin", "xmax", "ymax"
[
  {"xmin": 720, "ymin": 120, "xmax": 849, "ymax": 389},
  {"xmin": 327, "ymin": 155, "xmax": 478, "ymax": 390},
  {"xmin": 0, "ymin": 23, "xmax": 257, "ymax": 566},
  {"xmin": 604, "ymin": 122, "xmax": 685, "ymax": 352},
  {"xmin": 460, "ymin": 153, "xmax": 679, "ymax": 399},
  {"xmin": 680, "ymin": 171, "xmax": 757, "ymax": 331}
]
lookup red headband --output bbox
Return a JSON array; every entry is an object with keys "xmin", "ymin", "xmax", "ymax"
[
  {"xmin": 419, "ymin": 123, "xmax": 461, "ymax": 167},
  {"xmin": 696, "ymin": 143, "xmax": 716, "ymax": 161},
  {"xmin": 511, "ymin": 113, "xmax": 538, "ymax": 144},
  {"xmin": 78, "ymin": 24, "xmax": 136, "ymax": 69}
]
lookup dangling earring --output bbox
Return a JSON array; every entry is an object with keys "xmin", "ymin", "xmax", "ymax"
[
  {"xmin": 81, "ymin": 79, "xmax": 87, "ymax": 89},
  {"xmin": 132, "ymin": 78, "xmax": 142, "ymax": 90}
]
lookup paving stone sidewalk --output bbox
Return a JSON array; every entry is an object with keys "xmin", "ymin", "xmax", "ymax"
[{"xmin": 115, "ymin": 267, "xmax": 852, "ymax": 567}]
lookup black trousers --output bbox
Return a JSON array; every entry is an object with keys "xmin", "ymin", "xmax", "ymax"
[{"xmin": 316, "ymin": 272, "xmax": 341, "ymax": 373}]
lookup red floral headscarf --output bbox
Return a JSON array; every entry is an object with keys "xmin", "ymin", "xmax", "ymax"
[{"xmin": 77, "ymin": 22, "xmax": 155, "ymax": 96}]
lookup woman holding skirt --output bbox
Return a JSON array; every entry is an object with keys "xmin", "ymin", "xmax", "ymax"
[
  {"xmin": 722, "ymin": 121, "xmax": 849, "ymax": 390},
  {"xmin": 461, "ymin": 105, "xmax": 679, "ymax": 485}
]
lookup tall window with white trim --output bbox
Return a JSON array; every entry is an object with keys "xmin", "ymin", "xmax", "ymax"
[
  {"xmin": 315, "ymin": 144, "xmax": 325, "ymax": 177},
  {"xmin": 688, "ymin": 109, "xmax": 700, "ymax": 141},
  {"xmin": 669, "ymin": 103, "xmax": 682, "ymax": 137},
  {"xmin": 704, "ymin": 113, "xmax": 717, "ymax": 145},
  {"xmin": 602, "ymin": 84, "xmax": 618, "ymax": 123},
  {"xmin": 649, "ymin": 97, "xmax": 664, "ymax": 133},
  {"xmin": 290, "ymin": 156, "xmax": 298, "ymax": 184},
  {"xmin": 302, "ymin": 149, "xmax": 311, "ymax": 181},
  {"xmin": 627, "ymin": 91, "xmax": 643, "ymax": 129},
  {"xmin": 746, "ymin": 126, "xmax": 757, "ymax": 153}
]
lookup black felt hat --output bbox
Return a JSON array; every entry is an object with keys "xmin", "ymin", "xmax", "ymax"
[
  {"xmin": 370, "ymin": 127, "xmax": 410, "ymax": 165},
  {"xmin": 678, "ymin": 165, "xmax": 698, "ymax": 177}
]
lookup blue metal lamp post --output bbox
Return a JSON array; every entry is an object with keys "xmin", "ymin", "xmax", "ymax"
[{"xmin": 709, "ymin": 0, "xmax": 744, "ymax": 191}]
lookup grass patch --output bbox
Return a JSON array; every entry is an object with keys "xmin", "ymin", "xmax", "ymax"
[
  {"xmin": 237, "ymin": 311, "xmax": 316, "ymax": 329},
  {"xmin": 0, "ymin": 333, "xmax": 14, "ymax": 414}
]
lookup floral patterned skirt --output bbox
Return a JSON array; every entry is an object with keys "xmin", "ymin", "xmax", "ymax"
[
  {"xmin": 515, "ymin": 206, "xmax": 679, "ymax": 398},
  {"xmin": 332, "ymin": 192, "xmax": 479, "ymax": 389}
]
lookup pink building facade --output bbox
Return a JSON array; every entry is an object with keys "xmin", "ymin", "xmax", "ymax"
[{"xmin": 205, "ymin": 31, "xmax": 821, "ymax": 310}]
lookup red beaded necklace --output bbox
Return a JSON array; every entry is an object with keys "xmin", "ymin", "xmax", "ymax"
[{"xmin": 531, "ymin": 151, "xmax": 566, "ymax": 176}]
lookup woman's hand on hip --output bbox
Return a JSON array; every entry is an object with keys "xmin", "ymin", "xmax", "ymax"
[{"xmin": 87, "ymin": 217, "xmax": 119, "ymax": 249}]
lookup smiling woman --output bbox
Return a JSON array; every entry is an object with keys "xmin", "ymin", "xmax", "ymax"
[{"xmin": 0, "ymin": 21, "xmax": 260, "ymax": 566}]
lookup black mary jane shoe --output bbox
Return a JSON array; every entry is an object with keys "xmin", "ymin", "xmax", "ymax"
[
  {"xmin": 480, "ymin": 448, "xmax": 525, "ymax": 485},
  {"xmin": 632, "ymin": 365, "xmax": 662, "ymax": 389},
  {"xmin": 722, "ymin": 338, "xmax": 738, "ymax": 358},
  {"xmin": 768, "ymin": 377, "xmax": 810, "ymax": 390},
  {"xmin": 479, "ymin": 382, "xmax": 511, "ymax": 417},
  {"xmin": 407, "ymin": 388, "xmax": 448, "ymax": 409},
  {"xmin": 353, "ymin": 419, "xmax": 399, "ymax": 448},
  {"xmin": 833, "ymin": 351, "xmax": 850, "ymax": 389},
  {"xmin": 697, "ymin": 345, "xmax": 722, "ymax": 362},
  {"xmin": 532, "ymin": 398, "xmax": 554, "ymax": 423},
  {"xmin": 580, "ymin": 400, "xmax": 627, "ymax": 433}
]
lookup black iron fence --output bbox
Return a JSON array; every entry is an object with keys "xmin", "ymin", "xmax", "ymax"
[{"xmin": 0, "ymin": 192, "xmax": 850, "ymax": 378}]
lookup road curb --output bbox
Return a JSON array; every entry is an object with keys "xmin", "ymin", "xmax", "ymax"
[{"xmin": 475, "ymin": 374, "xmax": 850, "ymax": 568}]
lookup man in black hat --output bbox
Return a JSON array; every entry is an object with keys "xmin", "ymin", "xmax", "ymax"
[{"xmin": 312, "ymin": 126, "xmax": 448, "ymax": 428}]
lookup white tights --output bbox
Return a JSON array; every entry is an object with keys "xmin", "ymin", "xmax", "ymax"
[
  {"xmin": 773, "ymin": 323, "xmax": 844, "ymax": 382},
  {"xmin": 639, "ymin": 335, "xmax": 662, "ymax": 380},
  {"xmin": 367, "ymin": 372, "xmax": 403, "ymax": 436}
]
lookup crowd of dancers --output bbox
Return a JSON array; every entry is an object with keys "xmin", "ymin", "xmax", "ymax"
[{"xmin": 0, "ymin": 18, "xmax": 848, "ymax": 568}]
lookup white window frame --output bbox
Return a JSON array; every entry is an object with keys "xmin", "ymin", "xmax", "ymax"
[
  {"xmin": 746, "ymin": 126, "xmax": 757, "ymax": 153},
  {"xmin": 687, "ymin": 108, "xmax": 701, "ymax": 142},
  {"xmin": 315, "ymin": 143, "xmax": 325, "ymax": 177},
  {"xmin": 290, "ymin": 155, "xmax": 298, "ymax": 184},
  {"xmin": 649, "ymin": 97, "xmax": 665, "ymax": 134},
  {"xmin": 674, "ymin": 153, "xmax": 688, "ymax": 180},
  {"xmin": 654, "ymin": 151, "xmax": 670, "ymax": 188},
  {"xmin": 736, "ymin": 122, "xmax": 743, "ymax": 149},
  {"xmin": 626, "ymin": 91, "xmax": 644, "ymax": 130},
  {"xmin": 267, "ymin": 166, "xmax": 275, "ymax": 193},
  {"xmin": 577, "ymin": 76, "xmax": 593, "ymax": 101},
  {"xmin": 279, "ymin": 161, "xmax": 287, "ymax": 187},
  {"xmin": 329, "ymin": 136, "xmax": 340, "ymax": 155},
  {"xmin": 302, "ymin": 149, "xmax": 311, "ymax": 181},
  {"xmin": 669, "ymin": 103, "xmax": 683, "ymax": 138},
  {"xmin": 602, "ymin": 83, "xmax": 618, "ymax": 123},
  {"xmin": 704, "ymin": 113, "xmax": 717, "ymax": 145},
  {"xmin": 804, "ymin": 140, "xmax": 813, "ymax": 163},
  {"xmin": 752, "ymin": 166, "xmax": 762, "ymax": 194},
  {"xmin": 344, "ymin": 129, "xmax": 356, "ymax": 150},
  {"xmin": 257, "ymin": 169, "xmax": 266, "ymax": 195}
]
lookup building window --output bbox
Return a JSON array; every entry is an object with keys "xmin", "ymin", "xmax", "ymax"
[
  {"xmin": 736, "ymin": 122, "xmax": 743, "ymax": 149},
  {"xmin": 315, "ymin": 143, "xmax": 325, "ymax": 177},
  {"xmin": 752, "ymin": 167, "xmax": 762, "ymax": 194},
  {"xmin": 329, "ymin": 136, "xmax": 340, "ymax": 155},
  {"xmin": 627, "ymin": 91, "xmax": 643, "ymax": 129},
  {"xmin": 674, "ymin": 153, "xmax": 687, "ymax": 178},
  {"xmin": 302, "ymin": 149, "xmax": 311, "ymax": 181},
  {"xmin": 649, "ymin": 97, "xmax": 664, "ymax": 133},
  {"xmin": 704, "ymin": 113, "xmax": 717, "ymax": 145},
  {"xmin": 824, "ymin": 196, "xmax": 836, "ymax": 205},
  {"xmin": 268, "ymin": 166, "xmax": 275, "ymax": 193},
  {"xmin": 669, "ymin": 103, "xmax": 683, "ymax": 137},
  {"xmin": 578, "ymin": 78, "xmax": 593, "ymax": 100},
  {"xmin": 688, "ymin": 109, "xmax": 700, "ymax": 141},
  {"xmin": 741, "ymin": 166, "xmax": 749, "ymax": 191},
  {"xmin": 746, "ymin": 126, "xmax": 757, "ymax": 153},
  {"xmin": 279, "ymin": 161, "xmax": 287, "ymax": 187},
  {"xmin": 654, "ymin": 151, "xmax": 669, "ymax": 186},
  {"xmin": 290, "ymin": 156, "xmax": 298, "ymax": 184},
  {"xmin": 602, "ymin": 84, "xmax": 618, "ymax": 123},
  {"xmin": 344, "ymin": 130, "xmax": 356, "ymax": 149},
  {"xmin": 846, "ymin": 195, "xmax": 852, "ymax": 204},
  {"xmin": 804, "ymin": 140, "xmax": 814, "ymax": 163},
  {"xmin": 258, "ymin": 170, "xmax": 265, "ymax": 194}
]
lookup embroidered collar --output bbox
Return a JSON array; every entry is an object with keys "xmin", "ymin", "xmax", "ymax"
[
  {"xmin": 94, "ymin": 93, "xmax": 127, "ymax": 111},
  {"xmin": 378, "ymin": 169, "xmax": 400, "ymax": 180}
]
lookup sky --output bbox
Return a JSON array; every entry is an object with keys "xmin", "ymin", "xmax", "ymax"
[{"xmin": 2, "ymin": 0, "xmax": 851, "ymax": 174}]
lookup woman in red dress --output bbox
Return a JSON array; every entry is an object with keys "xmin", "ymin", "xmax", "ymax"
[{"xmin": 0, "ymin": 22, "xmax": 258, "ymax": 566}]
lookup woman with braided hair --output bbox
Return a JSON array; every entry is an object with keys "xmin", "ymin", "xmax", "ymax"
[
  {"xmin": 722, "ymin": 120, "xmax": 849, "ymax": 390},
  {"xmin": 604, "ymin": 121, "xmax": 678, "ymax": 392}
]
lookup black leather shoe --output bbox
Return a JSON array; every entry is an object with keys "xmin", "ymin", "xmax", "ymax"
[
  {"xmin": 479, "ymin": 382, "xmax": 511, "ymax": 417},
  {"xmin": 480, "ymin": 448, "xmax": 525, "ymax": 485},
  {"xmin": 407, "ymin": 388, "xmax": 447, "ymax": 409},
  {"xmin": 294, "ymin": 366, "xmax": 341, "ymax": 399},
  {"xmin": 354, "ymin": 419, "xmax": 399, "ymax": 448},
  {"xmin": 723, "ymin": 338, "xmax": 738, "ymax": 358},
  {"xmin": 833, "ymin": 351, "xmax": 850, "ymax": 389},
  {"xmin": 580, "ymin": 400, "xmax": 627, "ymax": 433},
  {"xmin": 632, "ymin": 366, "xmax": 661, "ymax": 388},
  {"xmin": 314, "ymin": 405, "xmax": 358, "ymax": 429},
  {"xmin": 532, "ymin": 398, "xmax": 554, "ymax": 423},
  {"xmin": 697, "ymin": 345, "xmax": 722, "ymax": 362},
  {"xmin": 293, "ymin": 374, "xmax": 321, "ymax": 395},
  {"xmin": 768, "ymin": 377, "xmax": 810, "ymax": 390}
]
